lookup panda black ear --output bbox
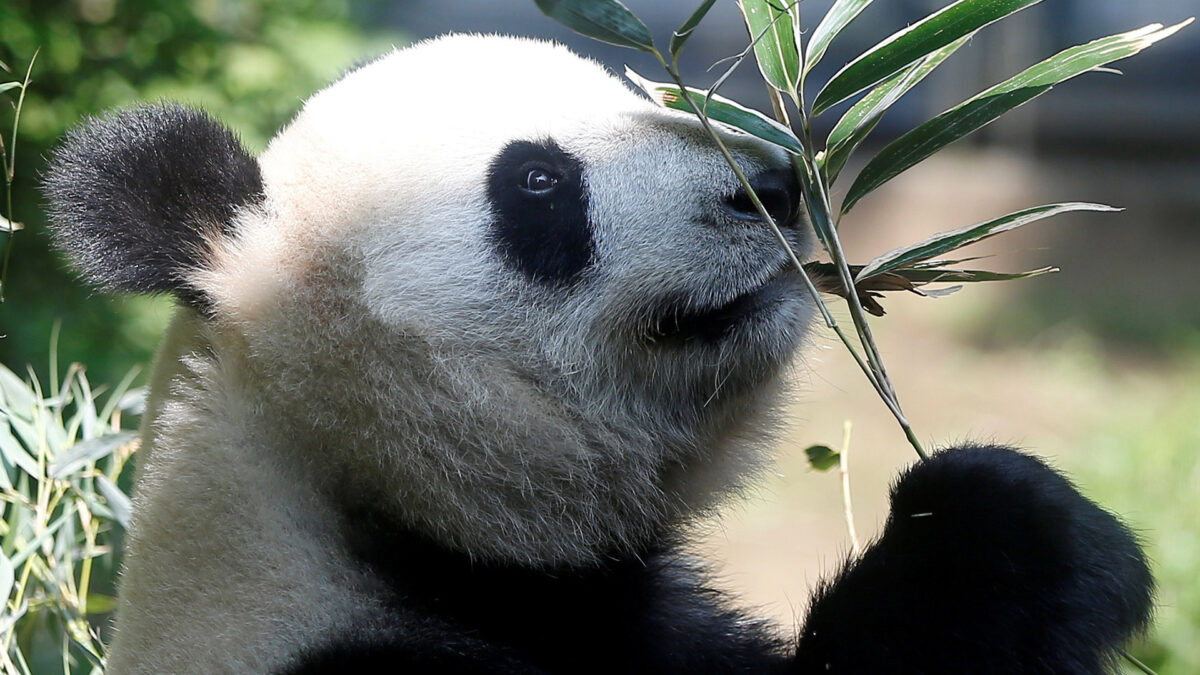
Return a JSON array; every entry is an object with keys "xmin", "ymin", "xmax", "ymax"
[{"xmin": 43, "ymin": 103, "xmax": 264, "ymax": 308}]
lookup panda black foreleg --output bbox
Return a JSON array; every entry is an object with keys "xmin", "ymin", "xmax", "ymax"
[
  {"xmin": 281, "ymin": 618, "xmax": 548, "ymax": 675},
  {"xmin": 791, "ymin": 445, "xmax": 1154, "ymax": 674},
  {"xmin": 284, "ymin": 515, "xmax": 793, "ymax": 674}
]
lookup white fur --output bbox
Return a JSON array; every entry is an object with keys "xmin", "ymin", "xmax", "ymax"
[{"xmin": 107, "ymin": 35, "xmax": 815, "ymax": 673}]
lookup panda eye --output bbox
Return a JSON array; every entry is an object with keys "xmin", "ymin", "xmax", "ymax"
[{"xmin": 521, "ymin": 166, "xmax": 560, "ymax": 194}]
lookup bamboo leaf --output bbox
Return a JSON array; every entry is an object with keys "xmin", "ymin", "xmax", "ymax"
[
  {"xmin": 738, "ymin": 0, "xmax": 802, "ymax": 96},
  {"xmin": 805, "ymin": 445, "xmax": 841, "ymax": 472},
  {"xmin": 919, "ymin": 285, "xmax": 963, "ymax": 298},
  {"xmin": 48, "ymin": 431, "xmax": 137, "ymax": 480},
  {"xmin": 842, "ymin": 20, "xmax": 1191, "ymax": 212},
  {"xmin": 534, "ymin": 0, "xmax": 655, "ymax": 52},
  {"xmin": 671, "ymin": 0, "xmax": 717, "ymax": 58},
  {"xmin": 805, "ymin": 0, "xmax": 874, "ymax": 75},
  {"xmin": 9, "ymin": 511, "xmax": 72, "ymax": 568},
  {"xmin": 855, "ymin": 203, "xmax": 1119, "ymax": 282},
  {"xmin": 806, "ymin": 261, "xmax": 1058, "ymax": 316},
  {"xmin": 890, "ymin": 265, "xmax": 1058, "ymax": 283},
  {"xmin": 0, "ymin": 364, "xmax": 34, "ymax": 413},
  {"xmin": 0, "ymin": 422, "xmax": 39, "ymax": 478},
  {"xmin": 0, "ymin": 215, "xmax": 23, "ymax": 234},
  {"xmin": 0, "ymin": 82, "xmax": 21, "ymax": 95},
  {"xmin": 96, "ymin": 475, "xmax": 132, "ymax": 528},
  {"xmin": 813, "ymin": 0, "xmax": 1043, "ymax": 116},
  {"xmin": 0, "ymin": 553, "xmax": 12, "ymax": 604},
  {"xmin": 844, "ymin": 85, "xmax": 1050, "ymax": 212},
  {"xmin": 823, "ymin": 36, "xmax": 970, "ymax": 183},
  {"xmin": 626, "ymin": 68, "xmax": 802, "ymax": 154}
]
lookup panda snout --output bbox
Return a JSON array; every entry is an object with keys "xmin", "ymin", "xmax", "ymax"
[{"xmin": 720, "ymin": 169, "xmax": 802, "ymax": 228}]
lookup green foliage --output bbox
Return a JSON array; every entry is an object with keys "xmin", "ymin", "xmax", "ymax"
[
  {"xmin": 821, "ymin": 36, "xmax": 969, "ymax": 184},
  {"xmin": 812, "ymin": 0, "xmax": 1044, "ymax": 116},
  {"xmin": 841, "ymin": 21, "xmax": 1191, "ymax": 213},
  {"xmin": 0, "ymin": 342, "xmax": 141, "ymax": 674},
  {"xmin": 0, "ymin": 0, "xmax": 402, "ymax": 384}
]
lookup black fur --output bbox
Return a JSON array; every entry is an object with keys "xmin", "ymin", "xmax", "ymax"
[
  {"xmin": 283, "ymin": 511, "xmax": 790, "ymax": 674},
  {"xmin": 284, "ymin": 446, "xmax": 1151, "ymax": 674},
  {"xmin": 486, "ymin": 139, "xmax": 592, "ymax": 285},
  {"xmin": 795, "ymin": 445, "xmax": 1154, "ymax": 674},
  {"xmin": 43, "ymin": 104, "xmax": 263, "ymax": 308}
]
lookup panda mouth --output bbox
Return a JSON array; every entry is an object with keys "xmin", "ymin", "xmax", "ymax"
[{"xmin": 646, "ymin": 264, "xmax": 797, "ymax": 345}]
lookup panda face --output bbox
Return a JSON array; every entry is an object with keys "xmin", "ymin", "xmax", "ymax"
[{"xmin": 188, "ymin": 35, "xmax": 816, "ymax": 564}]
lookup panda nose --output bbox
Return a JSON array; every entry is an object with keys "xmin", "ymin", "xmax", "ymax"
[{"xmin": 721, "ymin": 169, "xmax": 801, "ymax": 228}]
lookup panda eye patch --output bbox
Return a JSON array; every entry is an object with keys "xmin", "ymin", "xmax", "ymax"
[
  {"xmin": 521, "ymin": 165, "xmax": 560, "ymax": 194},
  {"xmin": 487, "ymin": 139, "xmax": 591, "ymax": 285}
]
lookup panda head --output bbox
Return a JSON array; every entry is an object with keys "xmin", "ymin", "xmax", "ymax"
[{"xmin": 45, "ymin": 35, "xmax": 815, "ymax": 565}]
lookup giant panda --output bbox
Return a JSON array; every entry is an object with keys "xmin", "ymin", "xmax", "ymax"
[{"xmin": 43, "ymin": 34, "xmax": 1152, "ymax": 674}]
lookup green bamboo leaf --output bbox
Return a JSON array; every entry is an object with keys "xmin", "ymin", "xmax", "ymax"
[
  {"xmin": 0, "ymin": 82, "xmax": 21, "ymax": 95},
  {"xmin": 738, "ymin": 0, "xmax": 802, "ymax": 96},
  {"xmin": 626, "ymin": 68, "xmax": 802, "ymax": 154},
  {"xmin": 805, "ymin": 0, "xmax": 874, "ymax": 75},
  {"xmin": 854, "ymin": 203, "xmax": 1118, "ymax": 282},
  {"xmin": 842, "ymin": 20, "xmax": 1191, "ymax": 212},
  {"xmin": 534, "ymin": 0, "xmax": 655, "ymax": 52},
  {"xmin": 670, "ymin": 0, "xmax": 717, "ymax": 59},
  {"xmin": 813, "ymin": 0, "xmax": 1043, "ymax": 116},
  {"xmin": 805, "ymin": 444, "xmax": 841, "ymax": 472},
  {"xmin": 822, "ymin": 35, "xmax": 970, "ymax": 183}
]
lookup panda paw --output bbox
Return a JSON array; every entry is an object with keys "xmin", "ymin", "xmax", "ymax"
[{"xmin": 794, "ymin": 444, "xmax": 1154, "ymax": 674}]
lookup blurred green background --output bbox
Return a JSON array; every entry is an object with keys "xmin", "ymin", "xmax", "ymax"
[
  {"xmin": 1, "ymin": 0, "xmax": 1197, "ymax": 673},
  {"xmin": 0, "ymin": 0, "xmax": 401, "ymax": 385}
]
